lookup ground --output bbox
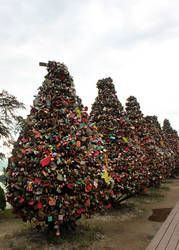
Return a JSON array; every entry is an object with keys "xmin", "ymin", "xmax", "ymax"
[{"xmin": 0, "ymin": 178, "xmax": 179, "ymax": 250}]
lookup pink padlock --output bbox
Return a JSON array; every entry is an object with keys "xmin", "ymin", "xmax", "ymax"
[{"xmin": 56, "ymin": 225, "xmax": 60, "ymax": 236}]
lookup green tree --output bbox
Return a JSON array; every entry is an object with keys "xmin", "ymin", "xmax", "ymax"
[
  {"xmin": 0, "ymin": 186, "xmax": 6, "ymax": 210},
  {"xmin": 0, "ymin": 90, "xmax": 25, "ymax": 159}
]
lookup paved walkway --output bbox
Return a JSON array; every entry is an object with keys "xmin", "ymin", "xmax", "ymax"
[{"xmin": 146, "ymin": 200, "xmax": 179, "ymax": 250}]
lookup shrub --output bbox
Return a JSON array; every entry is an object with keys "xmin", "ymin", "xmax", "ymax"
[{"xmin": 0, "ymin": 185, "xmax": 6, "ymax": 210}]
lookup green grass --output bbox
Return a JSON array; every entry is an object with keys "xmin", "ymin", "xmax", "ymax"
[
  {"xmin": 0, "ymin": 208, "xmax": 104, "ymax": 249},
  {"xmin": 160, "ymin": 185, "xmax": 170, "ymax": 191},
  {"xmin": 42, "ymin": 221, "xmax": 104, "ymax": 248},
  {"xmin": 5, "ymin": 220, "xmax": 104, "ymax": 250},
  {"xmin": 132, "ymin": 186, "xmax": 165, "ymax": 204},
  {"xmin": 0, "ymin": 208, "xmax": 14, "ymax": 219},
  {"xmin": 145, "ymin": 187, "xmax": 164, "ymax": 199},
  {"xmin": 0, "ymin": 208, "xmax": 25, "ymax": 226},
  {"xmin": 162, "ymin": 178, "xmax": 173, "ymax": 184},
  {"xmin": 0, "ymin": 182, "xmax": 172, "ymax": 249}
]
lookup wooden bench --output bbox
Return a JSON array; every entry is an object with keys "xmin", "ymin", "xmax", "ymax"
[{"xmin": 146, "ymin": 200, "xmax": 179, "ymax": 250}]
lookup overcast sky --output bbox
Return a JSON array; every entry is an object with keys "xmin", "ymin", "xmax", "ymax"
[{"xmin": 0, "ymin": 0, "xmax": 179, "ymax": 133}]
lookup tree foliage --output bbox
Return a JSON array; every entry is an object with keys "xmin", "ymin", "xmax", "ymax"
[
  {"xmin": 0, "ymin": 90, "xmax": 25, "ymax": 159},
  {"xmin": 0, "ymin": 185, "xmax": 6, "ymax": 210}
]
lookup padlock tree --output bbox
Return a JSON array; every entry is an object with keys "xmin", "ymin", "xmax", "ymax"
[
  {"xmin": 90, "ymin": 78, "xmax": 149, "ymax": 203},
  {"xmin": 152, "ymin": 116, "xmax": 175, "ymax": 176},
  {"xmin": 6, "ymin": 61, "xmax": 113, "ymax": 236},
  {"xmin": 162, "ymin": 119, "xmax": 179, "ymax": 173},
  {"xmin": 125, "ymin": 96, "xmax": 165, "ymax": 186},
  {"xmin": 145, "ymin": 116, "xmax": 175, "ymax": 178}
]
